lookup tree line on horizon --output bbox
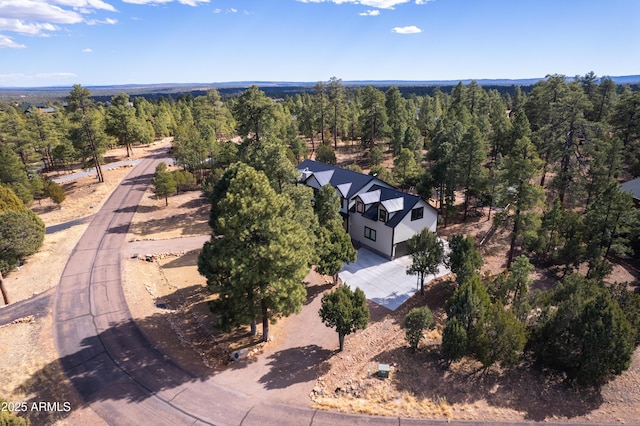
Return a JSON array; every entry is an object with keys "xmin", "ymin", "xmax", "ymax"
[{"xmin": 2, "ymin": 72, "xmax": 640, "ymax": 384}]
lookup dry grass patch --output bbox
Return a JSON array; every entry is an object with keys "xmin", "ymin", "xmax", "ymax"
[{"xmin": 314, "ymin": 387, "xmax": 454, "ymax": 419}]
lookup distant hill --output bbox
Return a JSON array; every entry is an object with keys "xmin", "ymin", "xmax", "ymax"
[{"xmin": 2, "ymin": 75, "xmax": 639, "ymax": 102}]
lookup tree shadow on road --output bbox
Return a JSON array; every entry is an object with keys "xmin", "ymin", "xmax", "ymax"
[
  {"xmin": 114, "ymin": 205, "xmax": 159, "ymax": 214},
  {"xmin": 16, "ymin": 313, "xmax": 216, "ymax": 425},
  {"xmin": 119, "ymin": 172, "xmax": 155, "ymax": 186},
  {"xmin": 16, "ymin": 284, "xmax": 268, "ymax": 424},
  {"xmin": 304, "ymin": 280, "xmax": 334, "ymax": 306}
]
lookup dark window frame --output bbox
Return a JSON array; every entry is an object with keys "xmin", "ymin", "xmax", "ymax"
[
  {"xmin": 411, "ymin": 207, "xmax": 424, "ymax": 221},
  {"xmin": 364, "ymin": 226, "xmax": 377, "ymax": 241},
  {"xmin": 379, "ymin": 208, "xmax": 387, "ymax": 223},
  {"xmin": 356, "ymin": 200, "xmax": 364, "ymax": 213}
]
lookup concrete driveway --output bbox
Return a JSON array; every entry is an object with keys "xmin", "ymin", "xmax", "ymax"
[{"xmin": 339, "ymin": 246, "xmax": 450, "ymax": 311}]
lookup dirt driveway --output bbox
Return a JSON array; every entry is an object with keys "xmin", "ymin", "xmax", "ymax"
[{"xmin": 121, "ymin": 181, "xmax": 344, "ymax": 408}]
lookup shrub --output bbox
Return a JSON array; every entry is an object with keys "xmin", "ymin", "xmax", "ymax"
[
  {"xmin": 0, "ymin": 186, "xmax": 24, "ymax": 213},
  {"xmin": 0, "ymin": 209, "xmax": 46, "ymax": 274},
  {"xmin": 405, "ymin": 306, "xmax": 435, "ymax": 351},
  {"xmin": 173, "ymin": 170, "xmax": 197, "ymax": 193},
  {"xmin": 315, "ymin": 144, "xmax": 336, "ymax": 165},
  {"xmin": 45, "ymin": 181, "xmax": 66, "ymax": 206}
]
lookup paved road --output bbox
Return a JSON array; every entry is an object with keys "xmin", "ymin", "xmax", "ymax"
[
  {"xmin": 51, "ymin": 146, "xmax": 590, "ymax": 426},
  {"xmin": 52, "ymin": 160, "xmax": 142, "ymax": 183},
  {"xmin": 46, "ymin": 214, "xmax": 96, "ymax": 234},
  {"xmin": 0, "ymin": 288, "xmax": 53, "ymax": 325}
]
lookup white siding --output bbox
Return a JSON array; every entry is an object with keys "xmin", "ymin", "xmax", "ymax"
[
  {"xmin": 393, "ymin": 200, "xmax": 438, "ymax": 245},
  {"xmin": 350, "ymin": 211, "xmax": 394, "ymax": 258}
]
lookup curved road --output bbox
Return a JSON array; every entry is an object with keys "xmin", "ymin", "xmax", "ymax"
[{"xmin": 52, "ymin": 147, "xmax": 561, "ymax": 426}]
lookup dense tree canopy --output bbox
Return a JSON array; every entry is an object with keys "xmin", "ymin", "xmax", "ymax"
[
  {"xmin": 105, "ymin": 92, "xmax": 152, "ymax": 157},
  {"xmin": 67, "ymin": 84, "xmax": 109, "ymax": 183},
  {"xmin": 0, "ymin": 144, "xmax": 33, "ymax": 205},
  {"xmin": 447, "ymin": 234, "xmax": 483, "ymax": 286},
  {"xmin": 198, "ymin": 163, "xmax": 312, "ymax": 341},
  {"xmin": 0, "ymin": 186, "xmax": 45, "ymax": 305},
  {"xmin": 530, "ymin": 274, "xmax": 635, "ymax": 385},
  {"xmin": 2, "ymin": 75, "xmax": 640, "ymax": 385}
]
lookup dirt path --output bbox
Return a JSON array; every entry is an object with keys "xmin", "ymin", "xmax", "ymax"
[{"xmin": 208, "ymin": 271, "xmax": 339, "ymax": 407}]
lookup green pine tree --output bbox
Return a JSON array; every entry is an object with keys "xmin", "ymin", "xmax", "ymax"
[{"xmin": 319, "ymin": 284, "xmax": 369, "ymax": 351}]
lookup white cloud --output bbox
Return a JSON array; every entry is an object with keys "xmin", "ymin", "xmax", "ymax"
[
  {"xmin": 361, "ymin": 0, "xmax": 408, "ymax": 7},
  {"xmin": 0, "ymin": 18, "xmax": 59, "ymax": 35},
  {"xmin": 86, "ymin": 17, "xmax": 117, "ymax": 25},
  {"xmin": 0, "ymin": 0, "xmax": 124, "ymax": 47},
  {"xmin": 415, "ymin": 0, "xmax": 434, "ymax": 4},
  {"xmin": 0, "ymin": 72, "xmax": 76, "ymax": 85},
  {"xmin": 0, "ymin": 0, "xmax": 118, "ymax": 42},
  {"xmin": 0, "ymin": 1, "xmax": 85, "ymax": 24},
  {"xmin": 392, "ymin": 25, "xmax": 421, "ymax": 34},
  {"xmin": 0, "ymin": 73, "xmax": 27, "ymax": 81},
  {"xmin": 53, "ymin": 0, "xmax": 116, "ymax": 12},
  {"xmin": 359, "ymin": 9, "xmax": 380, "ymax": 16},
  {"xmin": 122, "ymin": 0, "xmax": 209, "ymax": 5},
  {"xmin": 82, "ymin": 47, "xmax": 92, "ymax": 52},
  {"xmin": 176, "ymin": 0, "xmax": 209, "ymax": 6},
  {"xmin": 35, "ymin": 72, "xmax": 77, "ymax": 79},
  {"xmin": 213, "ymin": 7, "xmax": 238, "ymax": 14},
  {"xmin": 0, "ymin": 34, "xmax": 26, "ymax": 48},
  {"xmin": 297, "ymin": 0, "xmax": 411, "ymax": 9}
]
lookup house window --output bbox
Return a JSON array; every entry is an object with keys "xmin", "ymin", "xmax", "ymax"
[
  {"xmin": 379, "ymin": 208, "xmax": 387, "ymax": 223},
  {"xmin": 364, "ymin": 226, "xmax": 376, "ymax": 241},
  {"xmin": 411, "ymin": 207, "xmax": 424, "ymax": 221},
  {"xmin": 356, "ymin": 200, "xmax": 364, "ymax": 213}
]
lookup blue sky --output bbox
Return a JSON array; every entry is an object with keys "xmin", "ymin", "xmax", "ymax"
[{"xmin": 1, "ymin": 0, "xmax": 639, "ymax": 87}]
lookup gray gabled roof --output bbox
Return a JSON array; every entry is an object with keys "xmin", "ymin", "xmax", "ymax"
[
  {"xmin": 336, "ymin": 182, "xmax": 352, "ymax": 198},
  {"xmin": 369, "ymin": 184, "xmax": 422, "ymax": 228},
  {"xmin": 358, "ymin": 189, "xmax": 381, "ymax": 205},
  {"xmin": 381, "ymin": 197, "xmax": 404, "ymax": 213},
  {"xmin": 621, "ymin": 177, "xmax": 640, "ymax": 201},
  {"xmin": 297, "ymin": 160, "xmax": 438, "ymax": 229},
  {"xmin": 297, "ymin": 159, "xmax": 378, "ymax": 199}
]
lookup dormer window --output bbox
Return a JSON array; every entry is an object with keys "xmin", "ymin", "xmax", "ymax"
[
  {"xmin": 356, "ymin": 200, "xmax": 364, "ymax": 213},
  {"xmin": 379, "ymin": 208, "xmax": 387, "ymax": 223}
]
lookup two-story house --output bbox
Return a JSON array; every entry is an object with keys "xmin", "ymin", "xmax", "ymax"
[{"xmin": 297, "ymin": 159, "xmax": 438, "ymax": 259}]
